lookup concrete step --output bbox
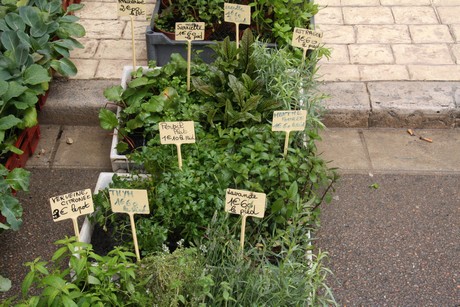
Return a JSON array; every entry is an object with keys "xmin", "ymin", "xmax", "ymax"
[{"xmin": 39, "ymin": 78, "xmax": 460, "ymax": 129}]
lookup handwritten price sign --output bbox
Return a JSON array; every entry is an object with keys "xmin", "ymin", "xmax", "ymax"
[
  {"xmin": 225, "ymin": 188, "xmax": 266, "ymax": 218},
  {"xmin": 109, "ymin": 189, "xmax": 149, "ymax": 214},
  {"xmin": 272, "ymin": 110, "xmax": 307, "ymax": 157},
  {"xmin": 50, "ymin": 189, "xmax": 94, "ymax": 222},
  {"xmin": 292, "ymin": 27, "xmax": 323, "ymax": 49},
  {"xmin": 175, "ymin": 22, "xmax": 205, "ymax": 41},
  {"xmin": 224, "ymin": 3, "xmax": 251, "ymax": 25},
  {"xmin": 159, "ymin": 121, "xmax": 196, "ymax": 144},
  {"xmin": 272, "ymin": 110, "xmax": 307, "ymax": 132},
  {"xmin": 117, "ymin": 0, "xmax": 146, "ymax": 17}
]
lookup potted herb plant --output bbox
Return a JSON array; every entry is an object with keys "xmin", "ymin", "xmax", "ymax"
[{"xmin": 145, "ymin": 0, "xmax": 318, "ymax": 65}]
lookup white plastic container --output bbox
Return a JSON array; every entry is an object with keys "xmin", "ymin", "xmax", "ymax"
[{"xmin": 110, "ymin": 66, "xmax": 151, "ymax": 172}]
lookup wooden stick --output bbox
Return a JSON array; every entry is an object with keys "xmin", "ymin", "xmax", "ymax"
[
  {"xmin": 176, "ymin": 143, "xmax": 182, "ymax": 170},
  {"xmin": 187, "ymin": 40, "xmax": 191, "ymax": 91},
  {"xmin": 72, "ymin": 217, "xmax": 80, "ymax": 241},
  {"xmin": 240, "ymin": 214, "xmax": 247, "ymax": 250},
  {"xmin": 131, "ymin": 16, "xmax": 136, "ymax": 69},
  {"xmin": 129, "ymin": 213, "xmax": 141, "ymax": 262},
  {"xmin": 236, "ymin": 23, "xmax": 240, "ymax": 49},
  {"xmin": 283, "ymin": 131, "xmax": 290, "ymax": 158}
]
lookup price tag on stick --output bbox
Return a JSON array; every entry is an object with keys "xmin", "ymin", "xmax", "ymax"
[
  {"xmin": 49, "ymin": 189, "xmax": 94, "ymax": 241},
  {"xmin": 225, "ymin": 188, "xmax": 266, "ymax": 250},
  {"xmin": 224, "ymin": 3, "xmax": 251, "ymax": 49},
  {"xmin": 292, "ymin": 27, "xmax": 323, "ymax": 61},
  {"xmin": 175, "ymin": 22, "xmax": 205, "ymax": 91},
  {"xmin": 109, "ymin": 189, "xmax": 149, "ymax": 261},
  {"xmin": 159, "ymin": 121, "xmax": 196, "ymax": 169},
  {"xmin": 272, "ymin": 110, "xmax": 307, "ymax": 158},
  {"xmin": 117, "ymin": 0, "xmax": 146, "ymax": 69}
]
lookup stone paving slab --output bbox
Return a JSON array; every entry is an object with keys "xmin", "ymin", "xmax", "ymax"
[
  {"xmin": 317, "ymin": 128, "xmax": 460, "ymax": 174},
  {"xmin": 26, "ymin": 126, "xmax": 61, "ymax": 169},
  {"xmin": 39, "ymin": 79, "xmax": 118, "ymax": 125},
  {"xmin": 53, "ymin": 126, "xmax": 113, "ymax": 170}
]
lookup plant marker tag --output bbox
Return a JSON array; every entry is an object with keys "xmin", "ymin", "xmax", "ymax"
[
  {"xmin": 109, "ymin": 189, "xmax": 149, "ymax": 261},
  {"xmin": 292, "ymin": 27, "xmax": 323, "ymax": 61},
  {"xmin": 272, "ymin": 110, "xmax": 307, "ymax": 158},
  {"xmin": 224, "ymin": 3, "xmax": 251, "ymax": 49},
  {"xmin": 175, "ymin": 22, "xmax": 205, "ymax": 91},
  {"xmin": 117, "ymin": 0, "xmax": 146, "ymax": 69},
  {"xmin": 49, "ymin": 189, "xmax": 94, "ymax": 241},
  {"xmin": 225, "ymin": 188, "xmax": 266, "ymax": 250},
  {"xmin": 159, "ymin": 121, "xmax": 196, "ymax": 170}
]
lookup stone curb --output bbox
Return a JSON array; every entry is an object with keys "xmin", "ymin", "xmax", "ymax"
[
  {"xmin": 39, "ymin": 78, "xmax": 460, "ymax": 129},
  {"xmin": 320, "ymin": 81, "xmax": 460, "ymax": 128}
]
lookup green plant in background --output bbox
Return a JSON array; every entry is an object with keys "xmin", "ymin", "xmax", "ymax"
[
  {"xmin": 0, "ymin": 0, "xmax": 85, "ymax": 156},
  {"xmin": 1, "ymin": 236, "xmax": 151, "ymax": 306},
  {"xmin": 0, "ymin": 164, "xmax": 29, "ymax": 232}
]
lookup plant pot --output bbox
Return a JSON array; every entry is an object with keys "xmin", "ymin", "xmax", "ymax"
[
  {"xmin": 146, "ymin": 1, "xmax": 277, "ymax": 65},
  {"xmin": 80, "ymin": 172, "xmax": 149, "ymax": 245},
  {"xmin": 5, "ymin": 125, "xmax": 41, "ymax": 171},
  {"xmin": 109, "ymin": 66, "xmax": 152, "ymax": 172}
]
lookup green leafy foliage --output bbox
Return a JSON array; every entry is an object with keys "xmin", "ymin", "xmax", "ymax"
[
  {"xmin": 0, "ymin": 164, "xmax": 30, "ymax": 232},
  {"xmin": 3, "ymin": 236, "xmax": 151, "ymax": 306}
]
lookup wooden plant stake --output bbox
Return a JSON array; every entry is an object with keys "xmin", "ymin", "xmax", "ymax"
[
  {"xmin": 159, "ymin": 121, "xmax": 196, "ymax": 170},
  {"xmin": 292, "ymin": 27, "xmax": 323, "ymax": 63},
  {"xmin": 117, "ymin": 0, "xmax": 146, "ymax": 68},
  {"xmin": 224, "ymin": 3, "xmax": 251, "ymax": 49},
  {"xmin": 109, "ymin": 189, "xmax": 149, "ymax": 262},
  {"xmin": 175, "ymin": 22, "xmax": 205, "ymax": 91},
  {"xmin": 272, "ymin": 110, "xmax": 307, "ymax": 158},
  {"xmin": 49, "ymin": 189, "xmax": 94, "ymax": 241},
  {"xmin": 225, "ymin": 188, "xmax": 266, "ymax": 250}
]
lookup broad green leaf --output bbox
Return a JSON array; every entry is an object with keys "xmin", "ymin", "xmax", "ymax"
[
  {"xmin": 66, "ymin": 3, "xmax": 84, "ymax": 12},
  {"xmin": 116, "ymin": 141, "xmax": 128, "ymax": 153},
  {"xmin": 0, "ymin": 80, "xmax": 7, "ymax": 96},
  {"xmin": 53, "ymin": 38, "xmax": 83, "ymax": 50},
  {"xmin": 6, "ymin": 167, "xmax": 30, "ymax": 191},
  {"xmin": 228, "ymin": 74, "xmax": 247, "ymax": 106},
  {"xmin": 3, "ymin": 81, "xmax": 28, "ymax": 102},
  {"xmin": 15, "ymin": 43, "xmax": 30, "ymax": 66},
  {"xmin": 103, "ymin": 85, "xmax": 123, "ymax": 102},
  {"xmin": 98, "ymin": 108, "xmax": 118, "ymax": 130},
  {"xmin": 24, "ymin": 64, "xmax": 51, "ymax": 85},
  {"xmin": 87, "ymin": 275, "xmax": 101, "ymax": 285},
  {"xmin": 59, "ymin": 15, "xmax": 79, "ymax": 23},
  {"xmin": 22, "ymin": 106, "xmax": 38, "ymax": 128},
  {"xmin": 142, "ymin": 96, "xmax": 164, "ymax": 113},
  {"xmin": 53, "ymin": 45, "xmax": 70, "ymax": 58},
  {"xmin": 18, "ymin": 6, "xmax": 41, "ymax": 28},
  {"xmin": 62, "ymin": 294, "xmax": 78, "ymax": 307},
  {"xmin": 0, "ymin": 195, "xmax": 23, "ymax": 231},
  {"xmin": 15, "ymin": 90, "xmax": 39, "ymax": 110},
  {"xmin": 128, "ymin": 76, "xmax": 151, "ymax": 88},
  {"xmin": 42, "ymin": 275, "xmax": 66, "ymax": 290},
  {"xmin": 126, "ymin": 117, "xmax": 143, "ymax": 131},
  {"xmin": 0, "ymin": 275, "xmax": 12, "ymax": 292},
  {"xmin": 17, "ymin": 31, "xmax": 32, "ymax": 48},
  {"xmin": 50, "ymin": 58, "xmax": 77, "ymax": 77},
  {"xmin": 0, "ymin": 30, "xmax": 19, "ymax": 52},
  {"xmin": 0, "ymin": 115, "xmax": 22, "ymax": 130},
  {"xmin": 5, "ymin": 13, "xmax": 26, "ymax": 32},
  {"xmin": 56, "ymin": 22, "xmax": 85, "ymax": 39}
]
